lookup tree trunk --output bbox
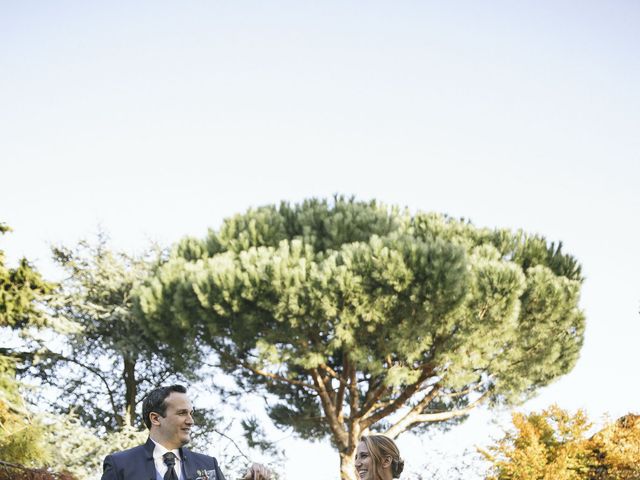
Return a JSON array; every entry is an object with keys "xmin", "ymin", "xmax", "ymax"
[
  {"xmin": 339, "ymin": 449, "xmax": 357, "ymax": 480},
  {"xmin": 123, "ymin": 356, "xmax": 137, "ymax": 427}
]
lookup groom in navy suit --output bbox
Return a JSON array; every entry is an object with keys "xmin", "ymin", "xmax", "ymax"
[{"xmin": 101, "ymin": 385, "xmax": 270, "ymax": 480}]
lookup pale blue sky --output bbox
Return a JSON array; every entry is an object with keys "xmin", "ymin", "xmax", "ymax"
[{"xmin": 1, "ymin": 1, "xmax": 639, "ymax": 478}]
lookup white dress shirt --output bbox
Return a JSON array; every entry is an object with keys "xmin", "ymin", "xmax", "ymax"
[{"xmin": 150, "ymin": 438, "xmax": 183, "ymax": 479}]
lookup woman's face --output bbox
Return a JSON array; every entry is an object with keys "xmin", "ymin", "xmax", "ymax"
[{"xmin": 355, "ymin": 441, "xmax": 373, "ymax": 480}]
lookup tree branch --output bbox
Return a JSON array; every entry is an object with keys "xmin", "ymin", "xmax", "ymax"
[
  {"xmin": 438, "ymin": 383, "xmax": 483, "ymax": 399},
  {"xmin": 28, "ymin": 348, "xmax": 122, "ymax": 423},
  {"xmin": 242, "ymin": 361, "xmax": 315, "ymax": 389},
  {"xmin": 384, "ymin": 390, "xmax": 489, "ymax": 438},
  {"xmin": 360, "ymin": 364, "xmax": 434, "ymax": 430},
  {"xmin": 311, "ymin": 367, "xmax": 348, "ymax": 449},
  {"xmin": 212, "ymin": 427, "xmax": 251, "ymax": 462},
  {"xmin": 334, "ymin": 354, "xmax": 347, "ymax": 423},
  {"xmin": 318, "ymin": 363, "xmax": 345, "ymax": 382},
  {"xmin": 346, "ymin": 360, "xmax": 362, "ymax": 449},
  {"xmin": 215, "ymin": 348, "xmax": 316, "ymax": 390},
  {"xmin": 360, "ymin": 377, "xmax": 390, "ymax": 418}
]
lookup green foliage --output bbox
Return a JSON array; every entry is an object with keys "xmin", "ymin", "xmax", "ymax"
[
  {"xmin": 42, "ymin": 413, "xmax": 146, "ymax": 479},
  {"xmin": 2, "ymin": 229, "xmax": 273, "ymax": 478},
  {"xmin": 1, "ymin": 226, "xmax": 174, "ymax": 478},
  {"xmin": 135, "ymin": 197, "xmax": 585, "ymax": 479},
  {"xmin": 0, "ymin": 224, "xmax": 53, "ymax": 467},
  {"xmin": 0, "ymin": 223, "xmax": 53, "ymax": 329},
  {"xmin": 21, "ymin": 233, "xmax": 199, "ymax": 431}
]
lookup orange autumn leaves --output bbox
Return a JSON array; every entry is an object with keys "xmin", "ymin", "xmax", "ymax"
[{"xmin": 482, "ymin": 405, "xmax": 640, "ymax": 480}]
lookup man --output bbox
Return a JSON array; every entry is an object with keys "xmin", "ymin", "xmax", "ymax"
[{"xmin": 101, "ymin": 384, "xmax": 270, "ymax": 480}]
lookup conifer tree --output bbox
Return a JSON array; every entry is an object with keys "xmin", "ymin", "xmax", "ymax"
[
  {"xmin": 136, "ymin": 197, "xmax": 586, "ymax": 480},
  {"xmin": 0, "ymin": 224, "xmax": 52, "ymax": 329},
  {"xmin": 23, "ymin": 234, "xmax": 198, "ymax": 431},
  {"xmin": 0, "ymin": 223, "xmax": 53, "ymax": 465}
]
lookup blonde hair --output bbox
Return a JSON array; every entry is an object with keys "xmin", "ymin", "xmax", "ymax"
[{"xmin": 359, "ymin": 435, "xmax": 405, "ymax": 479}]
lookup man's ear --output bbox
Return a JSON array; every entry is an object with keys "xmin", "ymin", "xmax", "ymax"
[{"xmin": 149, "ymin": 412, "xmax": 162, "ymax": 426}]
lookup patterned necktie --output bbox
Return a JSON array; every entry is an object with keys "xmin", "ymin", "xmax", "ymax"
[{"xmin": 163, "ymin": 452, "xmax": 179, "ymax": 480}]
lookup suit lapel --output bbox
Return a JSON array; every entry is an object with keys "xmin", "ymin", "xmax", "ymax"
[
  {"xmin": 180, "ymin": 447, "xmax": 195, "ymax": 480},
  {"xmin": 144, "ymin": 437, "xmax": 159, "ymax": 480}
]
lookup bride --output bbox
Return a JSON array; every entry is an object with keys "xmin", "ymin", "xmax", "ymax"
[{"xmin": 354, "ymin": 435, "xmax": 405, "ymax": 480}]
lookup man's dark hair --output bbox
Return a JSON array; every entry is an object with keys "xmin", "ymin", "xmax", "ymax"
[{"xmin": 142, "ymin": 384, "xmax": 187, "ymax": 429}]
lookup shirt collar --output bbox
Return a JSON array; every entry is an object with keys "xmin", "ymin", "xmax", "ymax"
[{"xmin": 150, "ymin": 437, "xmax": 182, "ymax": 461}]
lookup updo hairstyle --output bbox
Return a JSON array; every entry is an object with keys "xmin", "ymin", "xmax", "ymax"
[{"xmin": 360, "ymin": 434, "xmax": 405, "ymax": 479}]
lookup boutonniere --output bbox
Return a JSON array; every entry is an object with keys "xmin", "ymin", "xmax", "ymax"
[{"xmin": 194, "ymin": 469, "xmax": 217, "ymax": 480}]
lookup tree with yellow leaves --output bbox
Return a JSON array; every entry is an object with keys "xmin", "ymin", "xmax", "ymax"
[
  {"xmin": 481, "ymin": 405, "xmax": 640, "ymax": 480},
  {"xmin": 589, "ymin": 414, "xmax": 640, "ymax": 480}
]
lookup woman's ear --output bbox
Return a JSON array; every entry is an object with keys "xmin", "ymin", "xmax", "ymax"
[{"xmin": 381, "ymin": 455, "xmax": 392, "ymax": 469}]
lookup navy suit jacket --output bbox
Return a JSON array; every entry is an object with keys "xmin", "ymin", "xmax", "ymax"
[{"xmin": 101, "ymin": 437, "xmax": 226, "ymax": 480}]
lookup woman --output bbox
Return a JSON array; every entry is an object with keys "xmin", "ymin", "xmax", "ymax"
[{"xmin": 354, "ymin": 434, "xmax": 405, "ymax": 480}]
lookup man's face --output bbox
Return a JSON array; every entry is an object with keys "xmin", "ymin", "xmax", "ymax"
[{"xmin": 151, "ymin": 391, "xmax": 194, "ymax": 449}]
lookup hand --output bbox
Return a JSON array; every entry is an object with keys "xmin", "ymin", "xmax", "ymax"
[{"xmin": 241, "ymin": 462, "xmax": 271, "ymax": 480}]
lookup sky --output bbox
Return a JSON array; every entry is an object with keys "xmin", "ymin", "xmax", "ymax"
[{"xmin": 1, "ymin": 1, "xmax": 639, "ymax": 478}]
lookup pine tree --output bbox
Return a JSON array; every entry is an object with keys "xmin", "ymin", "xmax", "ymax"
[
  {"xmin": 136, "ymin": 197, "xmax": 585, "ymax": 480},
  {"xmin": 0, "ymin": 223, "xmax": 53, "ymax": 466}
]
